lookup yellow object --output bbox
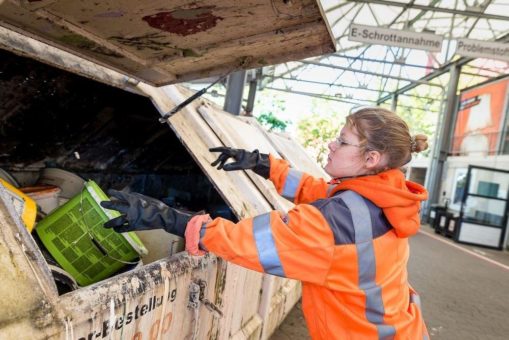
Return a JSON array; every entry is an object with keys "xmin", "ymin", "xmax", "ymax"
[{"xmin": 0, "ymin": 179, "xmax": 36, "ymax": 232}]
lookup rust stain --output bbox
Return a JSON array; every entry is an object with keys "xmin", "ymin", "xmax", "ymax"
[{"xmin": 142, "ymin": 6, "xmax": 223, "ymax": 36}]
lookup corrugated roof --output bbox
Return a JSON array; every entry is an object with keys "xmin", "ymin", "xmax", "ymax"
[{"xmin": 263, "ymin": 0, "xmax": 509, "ymax": 110}]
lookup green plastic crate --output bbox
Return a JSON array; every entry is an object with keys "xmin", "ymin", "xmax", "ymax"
[{"xmin": 35, "ymin": 180, "xmax": 147, "ymax": 286}]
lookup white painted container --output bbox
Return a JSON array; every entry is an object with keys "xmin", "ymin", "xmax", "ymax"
[
  {"xmin": 0, "ymin": 81, "xmax": 308, "ymax": 339},
  {"xmin": 0, "ymin": 8, "xmax": 332, "ymax": 337}
]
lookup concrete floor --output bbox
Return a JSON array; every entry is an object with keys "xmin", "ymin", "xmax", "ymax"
[{"xmin": 271, "ymin": 225, "xmax": 509, "ymax": 340}]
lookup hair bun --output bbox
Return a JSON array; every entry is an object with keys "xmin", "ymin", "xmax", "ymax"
[{"xmin": 411, "ymin": 134, "xmax": 429, "ymax": 153}]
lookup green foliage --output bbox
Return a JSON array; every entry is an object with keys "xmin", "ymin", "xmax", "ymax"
[
  {"xmin": 296, "ymin": 93, "xmax": 439, "ymax": 164},
  {"xmin": 254, "ymin": 91, "xmax": 289, "ymax": 132},
  {"xmin": 295, "ymin": 98, "xmax": 348, "ymax": 165},
  {"xmin": 297, "ymin": 112, "xmax": 345, "ymax": 166},
  {"xmin": 393, "ymin": 91, "xmax": 441, "ymax": 158},
  {"xmin": 256, "ymin": 112, "xmax": 289, "ymax": 132}
]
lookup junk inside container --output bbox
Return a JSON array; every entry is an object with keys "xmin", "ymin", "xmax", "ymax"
[
  {"xmin": 0, "ymin": 168, "xmax": 19, "ymax": 187},
  {"xmin": 34, "ymin": 180, "xmax": 147, "ymax": 286},
  {"xmin": 0, "ymin": 179, "xmax": 37, "ymax": 231},
  {"xmin": 21, "ymin": 185, "xmax": 61, "ymax": 215},
  {"xmin": 38, "ymin": 168, "xmax": 86, "ymax": 199}
]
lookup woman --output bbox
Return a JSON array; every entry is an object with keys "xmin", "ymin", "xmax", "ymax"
[{"xmin": 102, "ymin": 107, "xmax": 429, "ymax": 339}]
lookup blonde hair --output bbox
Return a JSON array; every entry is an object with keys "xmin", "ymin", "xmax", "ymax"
[{"xmin": 346, "ymin": 107, "xmax": 428, "ymax": 169}]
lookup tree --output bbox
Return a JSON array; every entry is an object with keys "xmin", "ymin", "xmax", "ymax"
[
  {"xmin": 390, "ymin": 89, "xmax": 441, "ymax": 158},
  {"xmin": 257, "ymin": 112, "xmax": 289, "ymax": 132},
  {"xmin": 296, "ymin": 94, "xmax": 440, "ymax": 164},
  {"xmin": 296, "ymin": 98, "xmax": 348, "ymax": 165},
  {"xmin": 253, "ymin": 90, "xmax": 290, "ymax": 132},
  {"xmin": 297, "ymin": 98, "xmax": 349, "ymax": 166},
  {"xmin": 296, "ymin": 113, "xmax": 347, "ymax": 166}
]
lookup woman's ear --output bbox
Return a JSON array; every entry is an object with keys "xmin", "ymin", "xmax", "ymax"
[{"xmin": 364, "ymin": 150, "xmax": 382, "ymax": 170}]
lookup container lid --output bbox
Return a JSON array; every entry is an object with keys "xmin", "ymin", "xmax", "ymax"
[{"xmin": 0, "ymin": 1, "xmax": 335, "ymax": 86}]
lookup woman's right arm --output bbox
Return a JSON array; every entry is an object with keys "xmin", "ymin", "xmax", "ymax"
[{"xmin": 208, "ymin": 147, "xmax": 335, "ymax": 203}]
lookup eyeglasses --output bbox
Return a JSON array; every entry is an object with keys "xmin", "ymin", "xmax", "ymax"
[{"xmin": 333, "ymin": 136, "xmax": 361, "ymax": 148}]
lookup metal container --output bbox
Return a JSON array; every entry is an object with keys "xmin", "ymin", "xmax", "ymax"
[{"xmin": 0, "ymin": 6, "xmax": 332, "ymax": 336}]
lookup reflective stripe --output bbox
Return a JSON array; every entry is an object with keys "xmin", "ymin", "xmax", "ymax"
[
  {"xmin": 199, "ymin": 222, "xmax": 208, "ymax": 252},
  {"xmin": 282, "ymin": 169, "xmax": 303, "ymax": 201},
  {"xmin": 326, "ymin": 184, "xmax": 336, "ymax": 197},
  {"xmin": 410, "ymin": 292, "xmax": 422, "ymax": 309},
  {"xmin": 253, "ymin": 213, "xmax": 285, "ymax": 277},
  {"xmin": 411, "ymin": 293, "xmax": 428, "ymax": 340},
  {"xmin": 340, "ymin": 191, "xmax": 396, "ymax": 340}
]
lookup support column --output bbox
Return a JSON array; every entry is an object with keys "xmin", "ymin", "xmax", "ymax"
[
  {"xmin": 223, "ymin": 70, "xmax": 246, "ymax": 115},
  {"xmin": 391, "ymin": 93, "xmax": 398, "ymax": 112},
  {"xmin": 423, "ymin": 64, "xmax": 461, "ymax": 221},
  {"xmin": 245, "ymin": 78, "xmax": 258, "ymax": 117}
]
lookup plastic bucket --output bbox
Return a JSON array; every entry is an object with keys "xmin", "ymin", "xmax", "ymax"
[
  {"xmin": 35, "ymin": 180, "xmax": 147, "ymax": 286},
  {"xmin": 22, "ymin": 185, "xmax": 61, "ymax": 215},
  {"xmin": 38, "ymin": 168, "xmax": 86, "ymax": 199}
]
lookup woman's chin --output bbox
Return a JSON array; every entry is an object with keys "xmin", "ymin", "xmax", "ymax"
[{"xmin": 323, "ymin": 166, "xmax": 334, "ymax": 177}]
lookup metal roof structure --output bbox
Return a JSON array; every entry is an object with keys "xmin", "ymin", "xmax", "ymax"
[
  {"xmin": 261, "ymin": 0, "xmax": 509, "ymax": 113},
  {"xmin": 248, "ymin": 0, "xmax": 509, "ymax": 215}
]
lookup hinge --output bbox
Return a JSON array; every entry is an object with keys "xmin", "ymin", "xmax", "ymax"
[{"xmin": 188, "ymin": 279, "xmax": 223, "ymax": 318}]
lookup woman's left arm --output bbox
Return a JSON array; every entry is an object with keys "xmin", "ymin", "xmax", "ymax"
[{"xmin": 268, "ymin": 155, "xmax": 335, "ymax": 204}]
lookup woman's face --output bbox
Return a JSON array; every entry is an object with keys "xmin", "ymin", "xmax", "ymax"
[{"xmin": 324, "ymin": 125, "xmax": 368, "ymax": 179}]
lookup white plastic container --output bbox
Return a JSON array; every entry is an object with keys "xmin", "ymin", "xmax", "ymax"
[
  {"xmin": 22, "ymin": 186, "xmax": 61, "ymax": 215},
  {"xmin": 38, "ymin": 168, "xmax": 85, "ymax": 199}
]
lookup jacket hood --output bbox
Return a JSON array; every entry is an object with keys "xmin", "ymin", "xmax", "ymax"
[{"xmin": 334, "ymin": 169, "xmax": 428, "ymax": 237}]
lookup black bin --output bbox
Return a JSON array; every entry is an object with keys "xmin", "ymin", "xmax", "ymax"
[
  {"xmin": 429, "ymin": 205, "xmax": 447, "ymax": 228},
  {"xmin": 434, "ymin": 210, "xmax": 452, "ymax": 235},
  {"xmin": 445, "ymin": 215, "xmax": 459, "ymax": 238}
]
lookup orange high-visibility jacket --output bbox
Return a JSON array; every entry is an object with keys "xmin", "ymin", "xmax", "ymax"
[{"xmin": 198, "ymin": 155, "xmax": 429, "ymax": 339}]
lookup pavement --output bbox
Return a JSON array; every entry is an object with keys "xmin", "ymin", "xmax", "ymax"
[{"xmin": 270, "ymin": 224, "xmax": 509, "ymax": 340}]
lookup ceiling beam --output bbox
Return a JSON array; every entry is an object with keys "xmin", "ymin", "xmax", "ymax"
[
  {"xmin": 347, "ymin": 0, "xmax": 509, "ymax": 21},
  {"xmin": 376, "ymin": 59, "xmax": 467, "ymax": 104},
  {"xmin": 300, "ymin": 60, "xmax": 443, "ymax": 86},
  {"xmin": 326, "ymin": 53, "xmax": 493, "ymax": 77},
  {"xmin": 377, "ymin": 32, "xmax": 509, "ymax": 104},
  {"xmin": 265, "ymin": 86, "xmax": 439, "ymax": 113},
  {"xmin": 265, "ymin": 75, "xmax": 440, "ymax": 101},
  {"xmin": 328, "ymin": 53, "xmax": 435, "ymax": 70}
]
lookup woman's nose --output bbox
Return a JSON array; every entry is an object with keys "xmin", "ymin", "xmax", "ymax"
[{"xmin": 328, "ymin": 141, "xmax": 336, "ymax": 151}]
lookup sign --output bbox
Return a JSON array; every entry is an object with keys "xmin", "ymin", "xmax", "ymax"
[
  {"xmin": 348, "ymin": 24, "xmax": 443, "ymax": 52},
  {"xmin": 456, "ymin": 38, "xmax": 509, "ymax": 62},
  {"xmin": 451, "ymin": 78, "xmax": 509, "ymax": 156}
]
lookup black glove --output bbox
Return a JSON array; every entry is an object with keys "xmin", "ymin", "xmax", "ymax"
[
  {"xmin": 209, "ymin": 147, "xmax": 270, "ymax": 179},
  {"xmin": 100, "ymin": 190, "xmax": 192, "ymax": 236}
]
